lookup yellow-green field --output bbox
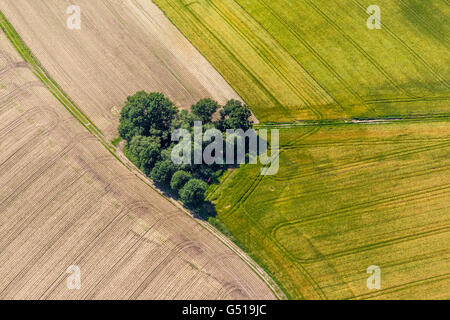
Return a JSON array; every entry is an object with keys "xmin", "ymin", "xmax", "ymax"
[
  {"xmin": 154, "ymin": 0, "xmax": 449, "ymax": 121},
  {"xmin": 208, "ymin": 121, "xmax": 450, "ymax": 299},
  {"xmin": 155, "ymin": 0, "xmax": 450, "ymax": 299}
]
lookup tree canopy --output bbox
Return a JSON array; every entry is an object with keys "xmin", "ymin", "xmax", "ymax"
[
  {"xmin": 191, "ymin": 98, "xmax": 220, "ymax": 123},
  {"xmin": 118, "ymin": 91, "xmax": 253, "ymax": 209},
  {"xmin": 150, "ymin": 160, "xmax": 178, "ymax": 186},
  {"xmin": 179, "ymin": 179, "xmax": 208, "ymax": 207},
  {"xmin": 127, "ymin": 135, "xmax": 161, "ymax": 175},
  {"xmin": 220, "ymin": 99, "xmax": 252, "ymax": 131},
  {"xmin": 119, "ymin": 91, "xmax": 177, "ymax": 145},
  {"xmin": 170, "ymin": 170, "xmax": 192, "ymax": 191}
]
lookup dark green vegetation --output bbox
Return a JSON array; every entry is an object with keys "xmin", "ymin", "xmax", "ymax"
[
  {"xmin": 179, "ymin": 179, "xmax": 209, "ymax": 207},
  {"xmin": 155, "ymin": 0, "xmax": 450, "ymax": 299},
  {"xmin": 119, "ymin": 91, "xmax": 253, "ymax": 210}
]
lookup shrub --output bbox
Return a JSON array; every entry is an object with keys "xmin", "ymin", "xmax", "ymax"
[
  {"xmin": 179, "ymin": 179, "xmax": 208, "ymax": 207},
  {"xmin": 191, "ymin": 98, "xmax": 220, "ymax": 123},
  {"xmin": 170, "ymin": 170, "xmax": 192, "ymax": 191},
  {"xmin": 150, "ymin": 160, "xmax": 178, "ymax": 186}
]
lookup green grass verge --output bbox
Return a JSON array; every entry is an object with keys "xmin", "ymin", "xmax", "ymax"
[{"xmin": 111, "ymin": 136, "xmax": 122, "ymax": 147}]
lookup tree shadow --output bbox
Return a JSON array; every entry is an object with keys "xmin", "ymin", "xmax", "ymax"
[
  {"xmin": 190, "ymin": 201, "xmax": 217, "ymax": 221},
  {"xmin": 152, "ymin": 181, "xmax": 217, "ymax": 221}
]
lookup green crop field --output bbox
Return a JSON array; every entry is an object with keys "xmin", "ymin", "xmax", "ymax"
[
  {"xmin": 208, "ymin": 121, "xmax": 450, "ymax": 299},
  {"xmin": 154, "ymin": 0, "xmax": 450, "ymax": 299},
  {"xmin": 155, "ymin": 0, "xmax": 449, "ymax": 122}
]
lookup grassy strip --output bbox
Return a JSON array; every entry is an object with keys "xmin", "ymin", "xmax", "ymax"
[{"xmin": 111, "ymin": 136, "xmax": 122, "ymax": 147}]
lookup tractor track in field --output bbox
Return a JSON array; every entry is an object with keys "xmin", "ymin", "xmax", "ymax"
[
  {"xmin": 268, "ymin": 140, "xmax": 450, "ymax": 181},
  {"xmin": 242, "ymin": 0, "xmax": 370, "ymax": 115},
  {"xmin": 165, "ymin": 0, "xmax": 293, "ymax": 120},
  {"xmin": 351, "ymin": 272, "xmax": 450, "ymax": 300},
  {"xmin": 302, "ymin": 0, "xmax": 412, "ymax": 98},
  {"xmin": 0, "ymin": 8, "xmax": 285, "ymax": 300},
  {"xmin": 262, "ymin": 164, "xmax": 450, "ymax": 205},
  {"xmin": 271, "ymin": 184, "xmax": 450, "ymax": 255}
]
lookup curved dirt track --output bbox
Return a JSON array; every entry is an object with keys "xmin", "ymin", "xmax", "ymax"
[
  {"xmin": 0, "ymin": 7, "xmax": 278, "ymax": 299},
  {"xmin": 0, "ymin": 0, "xmax": 242, "ymax": 139}
]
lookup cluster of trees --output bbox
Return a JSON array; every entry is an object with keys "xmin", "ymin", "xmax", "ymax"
[{"xmin": 118, "ymin": 91, "xmax": 252, "ymax": 209}]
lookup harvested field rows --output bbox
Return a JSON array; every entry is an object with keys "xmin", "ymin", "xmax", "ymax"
[
  {"xmin": 2, "ymin": 0, "xmax": 448, "ymax": 301},
  {"xmin": 210, "ymin": 122, "xmax": 450, "ymax": 299},
  {"xmin": 0, "ymin": 13, "xmax": 277, "ymax": 300},
  {"xmin": 0, "ymin": 0, "xmax": 242, "ymax": 139},
  {"xmin": 154, "ymin": 0, "xmax": 450, "ymax": 121}
]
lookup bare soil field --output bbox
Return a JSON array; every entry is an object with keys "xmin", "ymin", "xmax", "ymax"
[
  {"xmin": 0, "ymin": 24, "xmax": 277, "ymax": 299},
  {"xmin": 0, "ymin": 0, "xmax": 242, "ymax": 139}
]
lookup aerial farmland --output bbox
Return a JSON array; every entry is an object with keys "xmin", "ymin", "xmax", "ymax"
[
  {"xmin": 154, "ymin": 0, "xmax": 449, "ymax": 300},
  {"xmin": 0, "ymin": 1, "xmax": 279, "ymax": 300},
  {"xmin": 0, "ymin": 0, "xmax": 448, "ymax": 305}
]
